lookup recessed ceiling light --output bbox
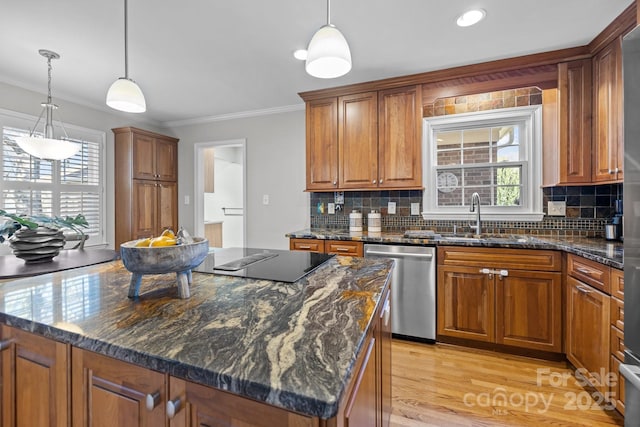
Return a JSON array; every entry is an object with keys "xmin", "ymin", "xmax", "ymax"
[
  {"xmin": 456, "ymin": 9, "xmax": 486, "ymax": 27},
  {"xmin": 293, "ymin": 49, "xmax": 308, "ymax": 60}
]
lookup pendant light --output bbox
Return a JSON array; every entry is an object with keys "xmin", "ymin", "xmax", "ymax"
[
  {"xmin": 305, "ymin": 0, "xmax": 352, "ymax": 79},
  {"xmin": 106, "ymin": 0, "xmax": 146, "ymax": 113},
  {"xmin": 15, "ymin": 50, "xmax": 80, "ymax": 161}
]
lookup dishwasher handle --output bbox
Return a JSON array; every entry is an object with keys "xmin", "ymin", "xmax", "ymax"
[{"xmin": 364, "ymin": 250, "xmax": 433, "ymax": 260}]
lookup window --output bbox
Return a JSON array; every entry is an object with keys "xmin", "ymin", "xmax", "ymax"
[
  {"xmin": 0, "ymin": 109, "xmax": 106, "ymax": 245},
  {"xmin": 422, "ymin": 106, "xmax": 543, "ymax": 220}
]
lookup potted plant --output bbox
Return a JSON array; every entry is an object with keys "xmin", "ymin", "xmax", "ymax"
[{"xmin": 0, "ymin": 210, "xmax": 89, "ymax": 263}]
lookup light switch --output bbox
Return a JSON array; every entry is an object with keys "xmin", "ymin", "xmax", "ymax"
[
  {"xmin": 184, "ymin": 195, "xmax": 190, "ymax": 205},
  {"xmin": 388, "ymin": 202, "xmax": 396, "ymax": 215},
  {"xmin": 411, "ymin": 203, "xmax": 420, "ymax": 216},
  {"xmin": 263, "ymin": 194, "xmax": 269, "ymax": 205}
]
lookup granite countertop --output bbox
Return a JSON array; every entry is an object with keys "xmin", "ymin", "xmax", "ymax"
[
  {"xmin": 0, "ymin": 256, "xmax": 393, "ymax": 419},
  {"xmin": 286, "ymin": 229, "xmax": 623, "ymax": 269}
]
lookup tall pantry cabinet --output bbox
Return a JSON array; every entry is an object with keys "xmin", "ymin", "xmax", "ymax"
[{"xmin": 113, "ymin": 127, "xmax": 179, "ymax": 249}]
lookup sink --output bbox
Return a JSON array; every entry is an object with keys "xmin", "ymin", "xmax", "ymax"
[{"xmin": 439, "ymin": 234, "xmax": 535, "ymax": 243}]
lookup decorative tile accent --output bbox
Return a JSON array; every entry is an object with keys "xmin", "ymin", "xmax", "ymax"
[
  {"xmin": 424, "ymin": 87, "xmax": 543, "ymax": 117},
  {"xmin": 310, "ymin": 184, "xmax": 622, "ymax": 238}
]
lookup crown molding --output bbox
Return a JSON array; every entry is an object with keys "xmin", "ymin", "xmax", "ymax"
[{"xmin": 163, "ymin": 103, "xmax": 305, "ymax": 128}]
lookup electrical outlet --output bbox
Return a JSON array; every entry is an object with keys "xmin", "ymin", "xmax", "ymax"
[
  {"xmin": 388, "ymin": 202, "xmax": 396, "ymax": 215},
  {"xmin": 184, "ymin": 195, "xmax": 190, "ymax": 205},
  {"xmin": 547, "ymin": 201, "xmax": 566, "ymax": 216},
  {"xmin": 411, "ymin": 203, "xmax": 420, "ymax": 216},
  {"xmin": 328, "ymin": 203, "xmax": 335, "ymax": 214},
  {"xmin": 262, "ymin": 194, "xmax": 269, "ymax": 205}
]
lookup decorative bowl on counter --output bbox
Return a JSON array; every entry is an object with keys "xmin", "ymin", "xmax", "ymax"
[{"xmin": 120, "ymin": 237, "xmax": 209, "ymax": 299}]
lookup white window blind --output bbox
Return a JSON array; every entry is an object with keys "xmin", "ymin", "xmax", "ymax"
[{"xmin": 0, "ymin": 111, "xmax": 105, "ymax": 246}]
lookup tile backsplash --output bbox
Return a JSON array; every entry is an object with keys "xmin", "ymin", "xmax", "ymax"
[{"xmin": 309, "ymin": 184, "xmax": 622, "ymax": 238}]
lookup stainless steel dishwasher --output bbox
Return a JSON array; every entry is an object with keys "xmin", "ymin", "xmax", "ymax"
[{"xmin": 364, "ymin": 244, "xmax": 435, "ymax": 342}]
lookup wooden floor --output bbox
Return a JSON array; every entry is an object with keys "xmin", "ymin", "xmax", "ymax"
[{"xmin": 391, "ymin": 340, "xmax": 625, "ymax": 427}]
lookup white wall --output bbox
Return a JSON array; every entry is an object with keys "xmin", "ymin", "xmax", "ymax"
[
  {"xmin": 168, "ymin": 110, "xmax": 310, "ymax": 250},
  {"xmin": 0, "ymin": 81, "xmax": 171, "ymax": 250}
]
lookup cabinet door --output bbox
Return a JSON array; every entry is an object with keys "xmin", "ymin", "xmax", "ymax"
[
  {"xmin": 566, "ymin": 277, "xmax": 610, "ymax": 396},
  {"xmin": 132, "ymin": 180, "xmax": 158, "ymax": 239},
  {"xmin": 344, "ymin": 334, "xmax": 378, "ymax": 427},
  {"xmin": 132, "ymin": 133, "xmax": 157, "ymax": 180},
  {"xmin": 158, "ymin": 181, "xmax": 178, "ymax": 234},
  {"xmin": 593, "ymin": 38, "xmax": 623, "ymax": 183},
  {"xmin": 306, "ymin": 98, "xmax": 339, "ymax": 190},
  {"xmin": 437, "ymin": 266, "xmax": 494, "ymax": 342},
  {"xmin": 1, "ymin": 326, "xmax": 69, "ymax": 427},
  {"xmin": 557, "ymin": 59, "xmax": 592, "ymax": 184},
  {"xmin": 167, "ymin": 377, "xmax": 313, "ymax": 427},
  {"xmin": 71, "ymin": 348, "xmax": 166, "ymax": 427},
  {"xmin": 339, "ymin": 92, "xmax": 379, "ymax": 189},
  {"xmin": 496, "ymin": 270, "xmax": 562, "ymax": 352},
  {"xmin": 378, "ymin": 86, "xmax": 422, "ymax": 189},
  {"xmin": 156, "ymin": 138, "xmax": 178, "ymax": 182}
]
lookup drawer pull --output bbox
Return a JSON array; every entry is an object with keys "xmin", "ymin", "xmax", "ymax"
[
  {"xmin": 576, "ymin": 285, "xmax": 592, "ymax": 294},
  {"xmin": 298, "ymin": 245, "xmax": 311, "ymax": 249},
  {"xmin": 166, "ymin": 397, "xmax": 182, "ymax": 419},
  {"xmin": 0, "ymin": 339, "xmax": 12, "ymax": 351},
  {"xmin": 383, "ymin": 298, "xmax": 391, "ymax": 326},
  {"xmin": 576, "ymin": 267, "xmax": 593, "ymax": 276},
  {"xmin": 335, "ymin": 247, "xmax": 351, "ymax": 252},
  {"xmin": 145, "ymin": 391, "xmax": 161, "ymax": 411}
]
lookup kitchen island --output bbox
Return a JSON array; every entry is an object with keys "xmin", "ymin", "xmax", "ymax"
[{"xmin": 0, "ymin": 254, "xmax": 393, "ymax": 426}]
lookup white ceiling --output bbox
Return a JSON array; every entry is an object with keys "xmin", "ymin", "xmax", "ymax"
[{"xmin": 1, "ymin": 0, "xmax": 633, "ymax": 126}]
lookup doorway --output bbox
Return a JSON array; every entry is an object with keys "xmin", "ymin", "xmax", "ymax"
[{"xmin": 194, "ymin": 139, "xmax": 246, "ymax": 248}]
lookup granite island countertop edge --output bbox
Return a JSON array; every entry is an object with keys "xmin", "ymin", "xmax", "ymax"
[{"xmin": 0, "ymin": 257, "xmax": 394, "ymax": 419}]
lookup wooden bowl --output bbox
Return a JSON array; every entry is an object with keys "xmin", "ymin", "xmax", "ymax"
[{"xmin": 120, "ymin": 237, "xmax": 209, "ymax": 299}]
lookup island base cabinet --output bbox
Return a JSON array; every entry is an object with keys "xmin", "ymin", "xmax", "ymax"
[
  {"xmin": 167, "ymin": 376, "xmax": 314, "ymax": 427},
  {"xmin": 1, "ymin": 325, "xmax": 69, "ymax": 427},
  {"xmin": 71, "ymin": 348, "xmax": 166, "ymax": 427}
]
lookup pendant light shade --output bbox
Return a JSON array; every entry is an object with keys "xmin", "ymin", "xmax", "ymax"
[
  {"xmin": 15, "ymin": 49, "xmax": 80, "ymax": 161},
  {"xmin": 106, "ymin": 77, "xmax": 146, "ymax": 113},
  {"xmin": 107, "ymin": 0, "xmax": 146, "ymax": 113},
  {"xmin": 305, "ymin": 0, "xmax": 351, "ymax": 79}
]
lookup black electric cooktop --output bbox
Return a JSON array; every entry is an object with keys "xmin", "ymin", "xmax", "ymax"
[{"xmin": 193, "ymin": 248, "xmax": 334, "ymax": 283}]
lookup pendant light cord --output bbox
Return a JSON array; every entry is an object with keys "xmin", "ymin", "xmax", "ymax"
[
  {"xmin": 46, "ymin": 55, "xmax": 53, "ymax": 104},
  {"xmin": 124, "ymin": 0, "xmax": 129, "ymax": 78},
  {"xmin": 326, "ymin": 0, "xmax": 331, "ymax": 25}
]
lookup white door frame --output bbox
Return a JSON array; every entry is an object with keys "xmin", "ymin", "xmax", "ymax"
[{"xmin": 193, "ymin": 139, "xmax": 247, "ymax": 247}]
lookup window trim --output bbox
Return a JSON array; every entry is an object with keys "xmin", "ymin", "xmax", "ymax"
[
  {"xmin": 422, "ymin": 105, "xmax": 544, "ymax": 221},
  {"xmin": 0, "ymin": 108, "xmax": 107, "ymax": 247}
]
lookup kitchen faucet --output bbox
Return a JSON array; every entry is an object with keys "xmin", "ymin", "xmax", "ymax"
[{"xmin": 469, "ymin": 192, "xmax": 482, "ymax": 236}]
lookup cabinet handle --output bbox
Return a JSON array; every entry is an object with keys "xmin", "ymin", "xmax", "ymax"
[
  {"xmin": 145, "ymin": 391, "xmax": 161, "ymax": 411},
  {"xmin": 333, "ymin": 181, "xmax": 337, "ymax": 186},
  {"xmin": 379, "ymin": 179, "xmax": 383, "ymax": 184},
  {"xmin": 334, "ymin": 247, "xmax": 351, "ymax": 252},
  {"xmin": 609, "ymin": 169, "xmax": 614, "ymax": 174},
  {"xmin": 383, "ymin": 298, "xmax": 391, "ymax": 327},
  {"xmin": 575, "ymin": 267, "xmax": 593, "ymax": 276},
  {"xmin": 372, "ymin": 180, "xmax": 377, "ymax": 184},
  {"xmin": 576, "ymin": 285, "xmax": 592, "ymax": 294},
  {"xmin": 298, "ymin": 245, "xmax": 311, "ymax": 249},
  {"xmin": 166, "ymin": 397, "xmax": 182, "ymax": 419},
  {"xmin": 0, "ymin": 339, "xmax": 13, "ymax": 351},
  {"xmin": 615, "ymin": 167, "xmax": 620, "ymax": 174}
]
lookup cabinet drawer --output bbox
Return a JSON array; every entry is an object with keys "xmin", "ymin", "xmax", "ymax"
[
  {"xmin": 611, "ymin": 355, "xmax": 625, "ymax": 415},
  {"xmin": 611, "ymin": 268, "xmax": 624, "ymax": 300},
  {"xmin": 325, "ymin": 240, "xmax": 364, "ymax": 257},
  {"xmin": 611, "ymin": 296, "xmax": 624, "ymax": 331},
  {"xmin": 290, "ymin": 238, "xmax": 325, "ymax": 253},
  {"xmin": 610, "ymin": 325, "xmax": 625, "ymax": 361},
  {"xmin": 567, "ymin": 254, "xmax": 610, "ymax": 294},
  {"xmin": 437, "ymin": 247, "xmax": 561, "ymax": 271}
]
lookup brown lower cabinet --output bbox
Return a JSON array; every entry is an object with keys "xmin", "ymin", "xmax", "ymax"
[
  {"xmin": 290, "ymin": 238, "xmax": 364, "ymax": 257},
  {"xmin": 1, "ymin": 325, "xmax": 69, "ymax": 427},
  {"xmin": 437, "ymin": 247, "xmax": 563, "ymax": 353}
]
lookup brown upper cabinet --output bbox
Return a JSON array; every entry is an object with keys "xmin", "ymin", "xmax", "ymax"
[
  {"xmin": 593, "ymin": 37, "xmax": 624, "ymax": 183},
  {"xmin": 305, "ymin": 86, "xmax": 422, "ymax": 191},
  {"xmin": 543, "ymin": 59, "xmax": 593, "ymax": 186}
]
